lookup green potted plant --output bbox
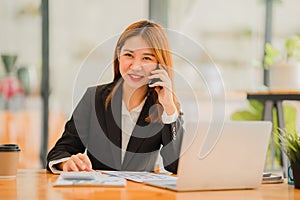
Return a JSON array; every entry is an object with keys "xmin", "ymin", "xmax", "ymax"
[
  {"xmin": 276, "ymin": 128, "xmax": 300, "ymax": 189},
  {"xmin": 264, "ymin": 35, "xmax": 300, "ymax": 90}
]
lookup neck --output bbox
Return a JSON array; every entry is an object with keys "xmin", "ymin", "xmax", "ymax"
[{"xmin": 122, "ymin": 84, "xmax": 147, "ymax": 111}]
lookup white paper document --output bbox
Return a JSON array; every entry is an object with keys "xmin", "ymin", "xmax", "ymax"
[
  {"xmin": 53, "ymin": 172, "xmax": 126, "ymax": 187},
  {"xmin": 102, "ymin": 171, "xmax": 178, "ymax": 183}
]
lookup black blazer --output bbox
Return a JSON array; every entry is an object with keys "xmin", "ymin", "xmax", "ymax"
[{"xmin": 47, "ymin": 81, "xmax": 184, "ymax": 173}]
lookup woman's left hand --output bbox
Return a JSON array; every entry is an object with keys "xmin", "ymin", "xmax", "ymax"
[{"xmin": 148, "ymin": 65, "xmax": 177, "ymax": 115}]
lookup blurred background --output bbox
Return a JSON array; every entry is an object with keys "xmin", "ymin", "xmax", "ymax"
[{"xmin": 0, "ymin": 0, "xmax": 300, "ymax": 171}]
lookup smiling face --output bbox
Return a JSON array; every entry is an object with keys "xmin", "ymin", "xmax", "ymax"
[{"xmin": 119, "ymin": 35, "xmax": 157, "ymax": 92}]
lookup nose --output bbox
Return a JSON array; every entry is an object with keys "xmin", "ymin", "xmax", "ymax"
[{"xmin": 130, "ymin": 59, "xmax": 142, "ymax": 71}]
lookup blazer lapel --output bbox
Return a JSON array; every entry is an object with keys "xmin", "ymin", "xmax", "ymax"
[{"xmin": 104, "ymin": 84, "xmax": 122, "ymax": 170}]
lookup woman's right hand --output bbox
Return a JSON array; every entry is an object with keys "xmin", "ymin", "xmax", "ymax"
[{"xmin": 58, "ymin": 153, "xmax": 94, "ymax": 172}]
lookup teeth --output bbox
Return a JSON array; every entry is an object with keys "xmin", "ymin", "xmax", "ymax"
[{"xmin": 131, "ymin": 74, "xmax": 142, "ymax": 78}]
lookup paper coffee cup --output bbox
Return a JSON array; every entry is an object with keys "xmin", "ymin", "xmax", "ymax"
[{"xmin": 0, "ymin": 144, "xmax": 21, "ymax": 178}]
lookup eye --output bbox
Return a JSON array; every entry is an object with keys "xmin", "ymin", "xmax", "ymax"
[
  {"xmin": 143, "ymin": 56, "xmax": 153, "ymax": 61},
  {"xmin": 124, "ymin": 53, "xmax": 133, "ymax": 57}
]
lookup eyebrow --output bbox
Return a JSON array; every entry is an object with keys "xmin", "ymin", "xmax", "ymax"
[{"xmin": 122, "ymin": 49, "xmax": 155, "ymax": 57}]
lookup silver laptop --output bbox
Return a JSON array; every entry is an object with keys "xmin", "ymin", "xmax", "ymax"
[{"xmin": 145, "ymin": 121, "xmax": 272, "ymax": 191}]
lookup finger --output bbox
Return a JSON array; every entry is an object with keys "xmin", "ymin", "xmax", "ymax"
[
  {"xmin": 154, "ymin": 86, "xmax": 162, "ymax": 93},
  {"xmin": 152, "ymin": 64, "xmax": 167, "ymax": 74},
  {"xmin": 71, "ymin": 154, "xmax": 87, "ymax": 170},
  {"xmin": 148, "ymin": 78, "xmax": 164, "ymax": 88},
  {"xmin": 149, "ymin": 76, "xmax": 172, "ymax": 88},
  {"xmin": 63, "ymin": 160, "xmax": 79, "ymax": 172},
  {"xmin": 148, "ymin": 74, "xmax": 166, "ymax": 83},
  {"xmin": 150, "ymin": 69, "xmax": 169, "ymax": 81},
  {"xmin": 150, "ymin": 81, "xmax": 167, "ymax": 89},
  {"xmin": 77, "ymin": 153, "xmax": 93, "ymax": 171},
  {"xmin": 150, "ymin": 69, "xmax": 166, "ymax": 75}
]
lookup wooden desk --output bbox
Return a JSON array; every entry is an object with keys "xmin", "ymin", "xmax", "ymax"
[{"xmin": 0, "ymin": 169, "xmax": 299, "ymax": 200}]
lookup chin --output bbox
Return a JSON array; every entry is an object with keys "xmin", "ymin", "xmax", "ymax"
[
  {"xmin": 126, "ymin": 82, "xmax": 147, "ymax": 91},
  {"xmin": 124, "ymin": 78, "xmax": 144, "ymax": 88}
]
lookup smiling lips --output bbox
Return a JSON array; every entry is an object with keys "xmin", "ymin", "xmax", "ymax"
[{"xmin": 128, "ymin": 73, "xmax": 145, "ymax": 82}]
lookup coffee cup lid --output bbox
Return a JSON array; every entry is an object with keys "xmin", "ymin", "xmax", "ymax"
[{"xmin": 0, "ymin": 144, "xmax": 21, "ymax": 152}]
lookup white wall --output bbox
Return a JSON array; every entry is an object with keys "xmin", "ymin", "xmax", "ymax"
[
  {"xmin": 0, "ymin": 0, "xmax": 149, "ymax": 115},
  {"xmin": 168, "ymin": 0, "xmax": 300, "ymax": 91},
  {"xmin": 49, "ymin": 0, "xmax": 148, "ymax": 115}
]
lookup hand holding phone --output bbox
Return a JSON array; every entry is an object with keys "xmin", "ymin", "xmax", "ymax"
[{"xmin": 148, "ymin": 64, "xmax": 162, "ymax": 89}]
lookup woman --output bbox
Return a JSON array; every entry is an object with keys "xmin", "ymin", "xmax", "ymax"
[{"xmin": 47, "ymin": 20, "xmax": 184, "ymax": 174}]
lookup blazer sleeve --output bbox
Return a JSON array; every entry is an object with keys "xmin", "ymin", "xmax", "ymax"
[
  {"xmin": 160, "ymin": 113, "xmax": 184, "ymax": 174},
  {"xmin": 46, "ymin": 87, "xmax": 94, "ymax": 171}
]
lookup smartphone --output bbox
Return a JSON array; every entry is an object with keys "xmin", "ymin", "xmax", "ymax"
[
  {"xmin": 262, "ymin": 174, "xmax": 283, "ymax": 184},
  {"xmin": 263, "ymin": 172, "xmax": 272, "ymax": 177},
  {"xmin": 148, "ymin": 64, "xmax": 162, "ymax": 88},
  {"xmin": 262, "ymin": 174, "xmax": 282, "ymax": 181}
]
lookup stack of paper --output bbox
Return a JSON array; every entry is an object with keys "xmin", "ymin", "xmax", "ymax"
[
  {"xmin": 53, "ymin": 172, "xmax": 126, "ymax": 187},
  {"xmin": 102, "ymin": 171, "xmax": 177, "ymax": 183}
]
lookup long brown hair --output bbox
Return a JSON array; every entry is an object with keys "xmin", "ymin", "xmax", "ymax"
[{"xmin": 105, "ymin": 20, "xmax": 180, "ymax": 122}]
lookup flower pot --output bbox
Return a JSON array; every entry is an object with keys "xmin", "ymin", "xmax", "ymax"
[
  {"xmin": 269, "ymin": 62, "xmax": 300, "ymax": 91},
  {"xmin": 291, "ymin": 162, "xmax": 300, "ymax": 189}
]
